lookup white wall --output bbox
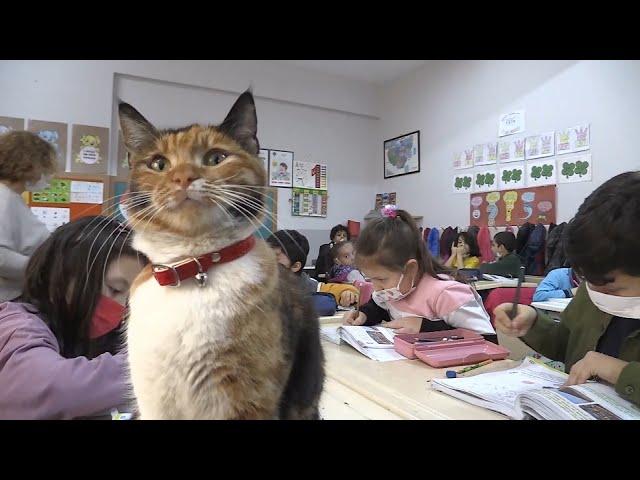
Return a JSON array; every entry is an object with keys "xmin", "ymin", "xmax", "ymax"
[
  {"xmin": 377, "ymin": 60, "xmax": 640, "ymax": 227},
  {"xmin": 0, "ymin": 60, "xmax": 380, "ymax": 263}
]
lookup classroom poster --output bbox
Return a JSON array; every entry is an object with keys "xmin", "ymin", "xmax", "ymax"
[
  {"xmin": 0, "ymin": 116, "xmax": 25, "ymax": 134},
  {"xmin": 499, "ymin": 163, "xmax": 526, "ymax": 190},
  {"xmin": 30, "ymin": 207, "xmax": 70, "ymax": 232},
  {"xmin": 474, "ymin": 142, "xmax": 498, "ymax": 166},
  {"xmin": 27, "ymin": 120, "xmax": 68, "ymax": 172},
  {"xmin": 526, "ymin": 159, "xmax": 557, "ymax": 187},
  {"xmin": 384, "ymin": 131, "xmax": 420, "ymax": 178},
  {"xmin": 556, "ymin": 124, "xmax": 590, "ymax": 155},
  {"xmin": 291, "ymin": 187, "xmax": 327, "ymax": 217},
  {"xmin": 453, "ymin": 149, "xmax": 474, "ymax": 169},
  {"xmin": 470, "ymin": 185, "xmax": 556, "ymax": 227},
  {"xmin": 258, "ymin": 149, "xmax": 269, "ymax": 177},
  {"xmin": 293, "ymin": 160, "xmax": 328, "ymax": 190},
  {"xmin": 70, "ymin": 180, "xmax": 104, "ymax": 204},
  {"xmin": 525, "ymin": 132, "xmax": 555, "ymax": 159},
  {"xmin": 498, "ymin": 110, "xmax": 525, "ymax": 137},
  {"xmin": 558, "ymin": 154, "xmax": 592, "ymax": 183},
  {"xmin": 452, "ymin": 173, "xmax": 473, "ymax": 194},
  {"xmin": 31, "ymin": 178, "xmax": 71, "ymax": 203},
  {"xmin": 473, "ymin": 168, "xmax": 498, "ymax": 193},
  {"xmin": 70, "ymin": 124, "xmax": 110, "ymax": 174},
  {"xmin": 498, "ymin": 138, "xmax": 525, "ymax": 163},
  {"xmin": 269, "ymin": 150, "xmax": 293, "ymax": 187}
]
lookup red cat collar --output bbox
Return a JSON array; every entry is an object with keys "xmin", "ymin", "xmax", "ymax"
[{"xmin": 152, "ymin": 236, "xmax": 256, "ymax": 287}]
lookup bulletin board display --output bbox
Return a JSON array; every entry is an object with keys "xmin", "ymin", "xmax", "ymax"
[
  {"xmin": 27, "ymin": 173, "xmax": 111, "ymax": 231},
  {"xmin": 470, "ymin": 185, "xmax": 556, "ymax": 227}
]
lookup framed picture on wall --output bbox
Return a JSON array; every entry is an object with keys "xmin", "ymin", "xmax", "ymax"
[
  {"xmin": 384, "ymin": 130, "xmax": 420, "ymax": 179},
  {"xmin": 269, "ymin": 149, "xmax": 294, "ymax": 188}
]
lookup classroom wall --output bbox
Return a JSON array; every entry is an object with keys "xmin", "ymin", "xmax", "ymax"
[
  {"xmin": 377, "ymin": 60, "xmax": 640, "ymax": 227},
  {"xmin": 0, "ymin": 60, "xmax": 381, "ymax": 263}
]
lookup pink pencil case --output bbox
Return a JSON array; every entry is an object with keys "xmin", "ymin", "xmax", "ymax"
[{"xmin": 394, "ymin": 329, "xmax": 510, "ymax": 367}]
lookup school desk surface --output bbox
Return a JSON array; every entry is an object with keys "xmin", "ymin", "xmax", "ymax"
[
  {"xmin": 318, "ymin": 323, "xmax": 516, "ymax": 420},
  {"xmin": 473, "ymin": 280, "xmax": 539, "ymax": 291}
]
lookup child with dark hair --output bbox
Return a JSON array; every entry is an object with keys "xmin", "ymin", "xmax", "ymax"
[
  {"xmin": 444, "ymin": 231, "xmax": 481, "ymax": 269},
  {"xmin": 479, "ymin": 231, "xmax": 522, "ymax": 278},
  {"xmin": 494, "ymin": 172, "xmax": 640, "ymax": 406},
  {"xmin": 327, "ymin": 241, "xmax": 366, "ymax": 284},
  {"xmin": 266, "ymin": 230, "xmax": 359, "ymax": 311},
  {"xmin": 343, "ymin": 206, "xmax": 495, "ymax": 338},
  {"xmin": 314, "ymin": 224, "xmax": 350, "ymax": 279},
  {"xmin": 0, "ymin": 216, "xmax": 147, "ymax": 419}
]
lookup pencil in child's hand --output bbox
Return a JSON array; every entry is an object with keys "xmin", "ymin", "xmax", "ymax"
[{"xmin": 509, "ymin": 266, "xmax": 526, "ymax": 320}]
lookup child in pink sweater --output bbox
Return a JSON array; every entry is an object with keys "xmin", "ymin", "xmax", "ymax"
[{"xmin": 343, "ymin": 206, "xmax": 495, "ymax": 339}]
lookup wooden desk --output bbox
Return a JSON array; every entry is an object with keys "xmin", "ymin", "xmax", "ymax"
[
  {"xmin": 318, "ymin": 323, "xmax": 512, "ymax": 420},
  {"xmin": 319, "ymin": 314, "xmax": 346, "ymax": 324}
]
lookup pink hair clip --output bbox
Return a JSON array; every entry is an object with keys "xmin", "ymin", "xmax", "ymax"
[{"xmin": 381, "ymin": 204, "xmax": 398, "ymax": 218}]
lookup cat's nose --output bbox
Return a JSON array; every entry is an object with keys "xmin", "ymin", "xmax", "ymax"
[{"xmin": 172, "ymin": 170, "xmax": 199, "ymax": 189}]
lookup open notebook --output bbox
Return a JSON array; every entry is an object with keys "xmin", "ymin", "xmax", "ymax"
[
  {"xmin": 431, "ymin": 357, "xmax": 640, "ymax": 420},
  {"xmin": 320, "ymin": 325, "xmax": 405, "ymax": 362}
]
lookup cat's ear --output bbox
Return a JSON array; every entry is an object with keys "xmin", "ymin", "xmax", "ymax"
[
  {"xmin": 219, "ymin": 90, "xmax": 259, "ymax": 155},
  {"xmin": 118, "ymin": 102, "xmax": 159, "ymax": 153}
]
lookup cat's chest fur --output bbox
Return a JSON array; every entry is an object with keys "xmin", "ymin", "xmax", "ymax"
[{"xmin": 126, "ymin": 234, "xmax": 286, "ymax": 419}]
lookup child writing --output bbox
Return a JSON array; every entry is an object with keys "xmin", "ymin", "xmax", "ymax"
[
  {"xmin": 327, "ymin": 241, "xmax": 366, "ymax": 284},
  {"xmin": 494, "ymin": 172, "xmax": 640, "ymax": 406},
  {"xmin": 444, "ymin": 231, "xmax": 481, "ymax": 269},
  {"xmin": 343, "ymin": 206, "xmax": 495, "ymax": 339}
]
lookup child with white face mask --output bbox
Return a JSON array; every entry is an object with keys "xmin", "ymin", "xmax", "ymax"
[
  {"xmin": 494, "ymin": 171, "xmax": 640, "ymax": 406},
  {"xmin": 0, "ymin": 131, "xmax": 57, "ymax": 302},
  {"xmin": 343, "ymin": 205, "xmax": 496, "ymax": 340}
]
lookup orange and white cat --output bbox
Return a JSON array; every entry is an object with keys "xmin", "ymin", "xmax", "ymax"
[{"xmin": 118, "ymin": 91, "xmax": 324, "ymax": 419}]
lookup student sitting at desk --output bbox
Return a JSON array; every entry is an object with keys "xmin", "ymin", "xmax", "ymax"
[
  {"xmin": 444, "ymin": 231, "xmax": 481, "ymax": 270},
  {"xmin": 266, "ymin": 230, "xmax": 360, "ymax": 313},
  {"xmin": 533, "ymin": 267, "xmax": 581, "ymax": 302},
  {"xmin": 327, "ymin": 241, "xmax": 366, "ymax": 284},
  {"xmin": 494, "ymin": 172, "xmax": 640, "ymax": 406},
  {"xmin": 479, "ymin": 231, "xmax": 522, "ymax": 278},
  {"xmin": 343, "ymin": 206, "xmax": 495, "ymax": 339},
  {"xmin": 0, "ymin": 216, "xmax": 146, "ymax": 419},
  {"xmin": 314, "ymin": 224, "xmax": 350, "ymax": 279}
]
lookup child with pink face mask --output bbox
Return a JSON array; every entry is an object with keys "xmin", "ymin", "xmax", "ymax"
[
  {"xmin": 0, "ymin": 216, "xmax": 147, "ymax": 419},
  {"xmin": 343, "ymin": 206, "xmax": 495, "ymax": 339}
]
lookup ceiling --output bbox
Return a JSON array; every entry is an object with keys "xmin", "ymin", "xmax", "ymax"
[{"xmin": 276, "ymin": 60, "xmax": 429, "ymax": 86}]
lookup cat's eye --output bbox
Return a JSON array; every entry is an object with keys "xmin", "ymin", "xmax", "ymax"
[
  {"xmin": 149, "ymin": 156, "xmax": 168, "ymax": 172},
  {"xmin": 202, "ymin": 149, "xmax": 228, "ymax": 167}
]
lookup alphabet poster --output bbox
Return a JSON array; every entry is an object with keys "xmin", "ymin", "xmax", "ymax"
[
  {"xmin": 525, "ymin": 132, "xmax": 555, "ymax": 159},
  {"xmin": 556, "ymin": 124, "xmax": 590, "ymax": 155},
  {"xmin": 473, "ymin": 142, "xmax": 498, "ymax": 166},
  {"xmin": 70, "ymin": 124, "xmax": 110, "ymax": 174},
  {"xmin": 498, "ymin": 138, "xmax": 525, "ymax": 163},
  {"xmin": 453, "ymin": 149, "xmax": 474, "ymax": 169},
  {"xmin": 27, "ymin": 120, "xmax": 68, "ymax": 171},
  {"xmin": 470, "ymin": 185, "xmax": 556, "ymax": 227},
  {"xmin": 0, "ymin": 116, "xmax": 25, "ymax": 134}
]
